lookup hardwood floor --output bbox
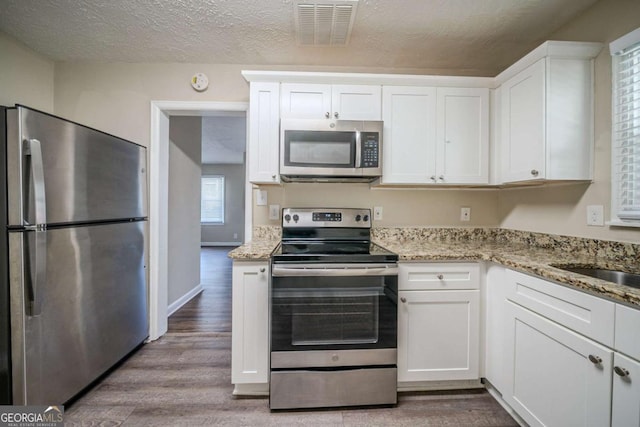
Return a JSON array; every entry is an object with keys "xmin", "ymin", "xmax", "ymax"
[{"xmin": 64, "ymin": 247, "xmax": 518, "ymax": 426}]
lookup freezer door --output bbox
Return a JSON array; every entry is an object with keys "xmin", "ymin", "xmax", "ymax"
[
  {"xmin": 7, "ymin": 106, "xmax": 147, "ymax": 226},
  {"xmin": 9, "ymin": 221, "xmax": 148, "ymax": 405}
]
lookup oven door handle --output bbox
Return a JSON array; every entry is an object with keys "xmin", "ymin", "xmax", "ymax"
[{"xmin": 272, "ymin": 264, "xmax": 398, "ymax": 277}]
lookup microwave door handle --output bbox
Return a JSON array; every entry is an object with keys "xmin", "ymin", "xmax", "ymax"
[{"xmin": 354, "ymin": 130, "xmax": 361, "ymax": 168}]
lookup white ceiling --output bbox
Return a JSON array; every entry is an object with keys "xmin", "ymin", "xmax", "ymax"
[{"xmin": 0, "ymin": 0, "xmax": 599, "ymax": 75}]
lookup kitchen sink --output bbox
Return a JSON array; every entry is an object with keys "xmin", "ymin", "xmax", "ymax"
[{"xmin": 554, "ymin": 266, "xmax": 640, "ymax": 289}]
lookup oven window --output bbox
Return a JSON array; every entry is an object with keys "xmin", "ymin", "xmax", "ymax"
[
  {"xmin": 286, "ymin": 288, "xmax": 379, "ymax": 345},
  {"xmin": 271, "ymin": 275, "xmax": 397, "ymax": 352}
]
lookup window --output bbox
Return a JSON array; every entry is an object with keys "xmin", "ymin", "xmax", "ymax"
[
  {"xmin": 201, "ymin": 176, "xmax": 224, "ymax": 224},
  {"xmin": 611, "ymin": 27, "xmax": 640, "ymax": 225}
]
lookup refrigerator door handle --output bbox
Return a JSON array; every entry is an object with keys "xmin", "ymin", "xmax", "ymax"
[
  {"xmin": 23, "ymin": 139, "xmax": 47, "ymax": 227},
  {"xmin": 24, "ymin": 229, "xmax": 46, "ymax": 317},
  {"xmin": 23, "ymin": 138, "xmax": 47, "ymax": 316}
]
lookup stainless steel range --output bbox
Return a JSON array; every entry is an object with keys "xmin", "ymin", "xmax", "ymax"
[{"xmin": 270, "ymin": 208, "xmax": 399, "ymax": 410}]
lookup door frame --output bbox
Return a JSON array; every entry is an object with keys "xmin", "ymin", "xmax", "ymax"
[{"xmin": 149, "ymin": 101, "xmax": 250, "ymax": 340}]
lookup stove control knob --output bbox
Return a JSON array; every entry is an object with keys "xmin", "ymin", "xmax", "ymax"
[
  {"xmin": 363, "ymin": 214, "xmax": 369, "ymax": 222},
  {"xmin": 292, "ymin": 214, "xmax": 299, "ymax": 223},
  {"xmin": 355, "ymin": 214, "xmax": 362, "ymax": 222},
  {"xmin": 284, "ymin": 214, "xmax": 291, "ymax": 222}
]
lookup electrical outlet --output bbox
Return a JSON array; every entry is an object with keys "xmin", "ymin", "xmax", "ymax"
[
  {"xmin": 233, "ymin": 233, "xmax": 238, "ymax": 239},
  {"xmin": 269, "ymin": 204, "xmax": 280, "ymax": 220},
  {"xmin": 373, "ymin": 206, "xmax": 383, "ymax": 221},
  {"xmin": 587, "ymin": 205, "xmax": 604, "ymax": 226},
  {"xmin": 460, "ymin": 207, "xmax": 471, "ymax": 222}
]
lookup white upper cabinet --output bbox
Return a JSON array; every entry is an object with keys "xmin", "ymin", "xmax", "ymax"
[
  {"xmin": 497, "ymin": 41, "xmax": 602, "ymax": 183},
  {"xmin": 382, "ymin": 86, "xmax": 437, "ymax": 184},
  {"xmin": 280, "ymin": 83, "xmax": 381, "ymax": 120},
  {"xmin": 248, "ymin": 82, "xmax": 280, "ymax": 184},
  {"xmin": 382, "ymin": 86, "xmax": 489, "ymax": 185},
  {"xmin": 437, "ymin": 88, "xmax": 489, "ymax": 184}
]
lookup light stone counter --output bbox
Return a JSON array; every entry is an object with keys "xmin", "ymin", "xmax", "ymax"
[{"xmin": 229, "ymin": 226, "xmax": 640, "ymax": 307}]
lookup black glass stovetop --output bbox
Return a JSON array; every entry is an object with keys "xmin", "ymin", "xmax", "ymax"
[{"xmin": 272, "ymin": 240, "xmax": 398, "ymax": 263}]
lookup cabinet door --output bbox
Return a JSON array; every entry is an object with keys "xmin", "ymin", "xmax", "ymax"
[
  {"xmin": 231, "ymin": 262, "xmax": 269, "ymax": 384},
  {"xmin": 331, "ymin": 85, "xmax": 381, "ymax": 120},
  {"xmin": 436, "ymin": 88, "xmax": 489, "ymax": 184},
  {"xmin": 280, "ymin": 83, "xmax": 331, "ymax": 119},
  {"xmin": 248, "ymin": 82, "xmax": 280, "ymax": 183},
  {"xmin": 612, "ymin": 352, "xmax": 640, "ymax": 427},
  {"xmin": 381, "ymin": 86, "xmax": 437, "ymax": 184},
  {"xmin": 504, "ymin": 301, "xmax": 613, "ymax": 427},
  {"xmin": 398, "ymin": 289, "xmax": 480, "ymax": 382},
  {"xmin": 501, "ymin": 58, "xmax": 546, "ymax": 183}
]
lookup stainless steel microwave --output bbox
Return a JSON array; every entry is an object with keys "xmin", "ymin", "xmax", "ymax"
[{"xmin": 280, "ymin": 119, "xmax": 383, "ymax": 182}]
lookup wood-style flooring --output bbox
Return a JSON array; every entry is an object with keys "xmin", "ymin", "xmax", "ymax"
[{"xmin": 64, "ymin": 247, "xmax": 518, "ymax": 426}]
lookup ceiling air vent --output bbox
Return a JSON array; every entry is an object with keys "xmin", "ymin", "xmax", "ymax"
[{"xmin": 294, "ymin": 1, "xmax": 359, "ymax": 46}]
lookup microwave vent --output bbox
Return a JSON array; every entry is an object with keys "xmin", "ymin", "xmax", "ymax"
[{"xmin": 294, "ymin": 1, "xmax": 358, "ymax": 46}]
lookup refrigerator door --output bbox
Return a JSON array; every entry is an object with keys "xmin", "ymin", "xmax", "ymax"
[
  {"xmin": 6, "ymin": 106, "xmax": 147, "ymax": 227},
  {"xmin": 9, "ymin": 221, "xmax": 148, "ymax": 405}
]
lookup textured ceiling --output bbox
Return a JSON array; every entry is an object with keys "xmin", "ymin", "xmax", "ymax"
[{"xmin": 0, "ymin": 0, "xmax": 599, "ymax": 75}]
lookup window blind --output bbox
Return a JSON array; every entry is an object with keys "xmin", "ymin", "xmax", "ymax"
[
  {"xmin": 612, "ymin": 36, "xmax": 640, "ymax": 220},
  {"xmin": 201, "ymin": 176, "xmax": 225, "ymax": 223}
]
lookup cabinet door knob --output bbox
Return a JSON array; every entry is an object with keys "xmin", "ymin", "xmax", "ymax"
[
  {"xmin": 259, "ymin": 267, "xmax": 266, "ymax": 273},
  {"xmin": 614, "ymin": 366, "xmax": 630, "ymax": 378},
  {"xmin": 400, "ymin": 297, "xmax": 407, "ymax": 303},
  {"xmin": 437, "ymin": 274, "xmax": 444, "ymax": 280},
  {"xmin": 334, "ymin": 112, "xmax": 339, "ymax": 119},
  {"xmin": 588, "ymin": 354, "xmax": 602, "ymax": 365},
  {"xmin": 438, "ymin": 175, "xmax": 445, "ymax": 181},
  {"xmin": 325, "ymin": 112, "xmax": 330, "ymax": 118},
  {"xmin": 531, "ymin": 169, "xmax": 539, "ymax": 177},
  {"xmin": 430, "ymin": 176, "xmax": 436, "ymax": 182},
  {"xmin": 271, "ymin": 174, "xmax": 276, "ymax": 180}
]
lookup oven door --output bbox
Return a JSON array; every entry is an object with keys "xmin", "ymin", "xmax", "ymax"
[{"xmin": 271, "ymin": 263, "xmax": 398, "ymax": 353}]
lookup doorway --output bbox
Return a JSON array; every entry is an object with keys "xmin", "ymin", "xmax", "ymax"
[{"xmin": 149, "ymin": 101, "xmax": 250, "ymax": 340}]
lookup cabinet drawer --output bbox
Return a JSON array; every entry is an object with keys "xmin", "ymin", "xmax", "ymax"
[
  {"xmin": 399, "ymin": 263, "xmax": 480, "ymax": 290},
  {"xmin": 615, "ymin": 304, "xmax": 640, "ymax": 360},
  {"xmin": 506, "ymin": 269, "xmax": 615, "ymax": 346}
]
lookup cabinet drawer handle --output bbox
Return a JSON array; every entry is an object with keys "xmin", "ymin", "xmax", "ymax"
[
  {"xmin": 400, "ymin": 297, "xmax": 407, "ymax": 303},
  {"xmin": 259, "ymin": 267, "xmax": 266, "ymax": 273},
  {"xmin": 437, "ymin": 274, "xmax": 444, "ymax": 280},
  {"xmin": 588, "ymin": 354, "xmax": 602, "ymax": 365},
  {"xmin": 614, "ymin": 366, "xmax": 630, "ymax": 378},
  {"xmin": 531, "ymin": 169, "xmax": 539, "ymax": 177},
  {"xmin": 325, "ymin": 112, "xmax": 330, "ymax": 118}
]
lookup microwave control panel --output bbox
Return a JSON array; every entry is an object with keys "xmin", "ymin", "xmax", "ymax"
[{"xmin": 360, "ymin": 132, "xmax": 379, "ymax": 168}]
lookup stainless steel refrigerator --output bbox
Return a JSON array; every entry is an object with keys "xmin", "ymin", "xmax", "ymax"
[{"xmin": 0, "ymin": 105, "xmax": 148, "ymax": 405}]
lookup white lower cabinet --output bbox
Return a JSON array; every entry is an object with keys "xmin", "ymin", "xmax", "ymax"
[
  {"xmin": 231, "ymin": 261, "xmax": 269, "ymax": 392},
  {"xmin": 504, "ymin": 300, "xmax": 613, "ymax": 427},
  {"xmin": 398, "ymin": 263, "xmax": 480, "ymax": 384},
  {"xmin": 612, "ymin": 352, "xmax": 640, "ymax": 427}
]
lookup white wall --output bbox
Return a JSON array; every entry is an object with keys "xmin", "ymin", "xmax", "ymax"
[
  {"xmin": 201, "ymin": 163, "xmax": 245, "ymax": 245},
  {"xmin": 168, "ymin": 116, "xmax": 202, "ymax": 306},
  {"xmin": 0, "ymin": 32, "xmax": 54, "ymax": 112}
]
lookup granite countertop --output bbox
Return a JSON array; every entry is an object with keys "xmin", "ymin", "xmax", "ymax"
[
  {"xmin": 228, "ymin": 226, "xmax": 640, "ymax": 307},
  {"xmin": 375, "ymin": 238, "xmax": 640, "ymax": 307}
]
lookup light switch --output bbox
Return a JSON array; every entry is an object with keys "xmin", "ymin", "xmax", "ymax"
[{"xmin": 256, "ymin": 190, "xmax": 267, "ymax": 206}]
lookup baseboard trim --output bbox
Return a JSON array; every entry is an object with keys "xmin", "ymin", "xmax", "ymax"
[
  {"xmin": 201, "ymin": 242, "xmax": 242, "ymax": 247},
  {"xmin": 167, "ymin": 284, "xmax": 204, "ymax": 316},
  {"xmin": 484, "ymin": 380, "xmax": 527, "ymax": 427}
]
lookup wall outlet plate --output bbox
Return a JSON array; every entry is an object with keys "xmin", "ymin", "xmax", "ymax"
[
  {"xmin": 269, "ymin": 204, "xmax": 280, "ymax": 220},
  {"xmin": 256, "ymin": 189, "xmax": 267, "ymax": 206},
  {"xmin": 587, "ymin": 205, "xmax": 604, "ymax": 226},
  {"xmin": 460, "ymin": 207, "xmax": 471, "ymax": 222},
  {"xmin": 373, "ymin": 206, "xmax": 383, "ymax": 220}
]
